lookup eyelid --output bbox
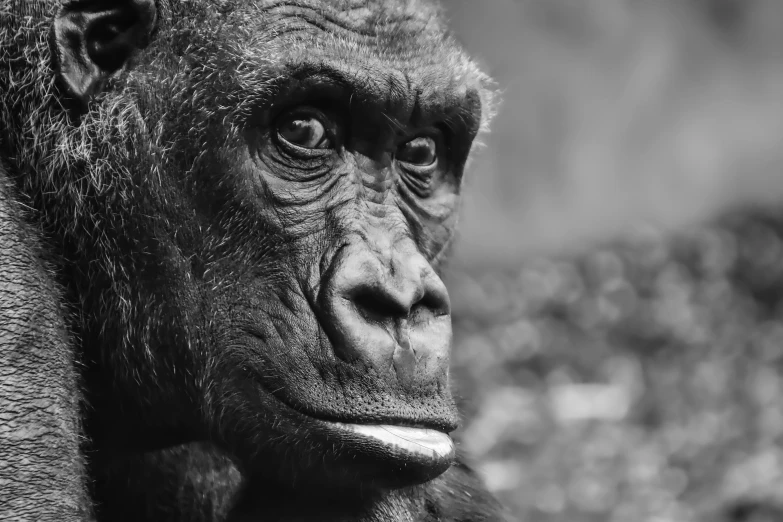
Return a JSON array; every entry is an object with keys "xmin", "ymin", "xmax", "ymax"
[
  {"xmin": 277, "ymin": 137, "xmax": 333, "ymax": 158},
  {"xmin": 398, "ymin": 159, "xmax": 438, "ymax": 175}
]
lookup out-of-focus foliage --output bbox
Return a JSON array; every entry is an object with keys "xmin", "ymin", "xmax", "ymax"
[
  {"xmin": 444, "ymin": 0, "xmax": 783, "ymax": 264},
  {"xmin": 447, "ymin": 206, "xmax": 783, "ymax": 522},
  {"xmin": 441, "ymin": 1, "xmax": 783, "ymax": 520}
]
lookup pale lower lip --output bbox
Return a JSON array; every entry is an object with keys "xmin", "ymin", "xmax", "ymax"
[{"xmin": 332, "ymin": 423, "xmax": 455, "ymax": 460}]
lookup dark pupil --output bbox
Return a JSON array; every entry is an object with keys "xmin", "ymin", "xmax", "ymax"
[
  {"xmin": 400, "ymin": 138, "xmax": 436, "ymax": 166},
  {"xmin": 279, "ymin": 118, "xmax": 322, "ymax": 148}
]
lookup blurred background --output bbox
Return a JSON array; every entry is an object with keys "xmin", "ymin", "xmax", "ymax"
[{"xmin": 440, "ymin": 1, "xmax": 783, "ymax": 521}]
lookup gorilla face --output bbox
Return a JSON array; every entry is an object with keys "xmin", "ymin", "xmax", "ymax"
[{"xmin": 39, "ymin": 0, "xmax": 492, "ymax": 492}]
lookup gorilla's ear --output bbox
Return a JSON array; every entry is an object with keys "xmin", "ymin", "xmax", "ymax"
[{"xmin": 53, "ymin": 0, "xmax": 156, "ymax": 104}]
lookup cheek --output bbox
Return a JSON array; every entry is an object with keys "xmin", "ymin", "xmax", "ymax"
[
  {"xmin": 209, "ymin": 275, "xmax": 324, "ymax": 361},
  {"xmin": 397, "ymin": 196, "xmax": 460, "ymax": 261},
  {"xmin": 245, "ymin": 161, "xmax": 357, "ymax": 240}
]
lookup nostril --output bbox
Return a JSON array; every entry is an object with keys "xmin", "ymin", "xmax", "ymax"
[
  {"xmin": 348, "ymin": 281, "xmax": 449, "ymax": 326},
  {"xmin": 349, "ymin": 286, "xmax": 409, "ymax": 324},
  {"xmin": 418, "ymin": 289, "xmax": 450, "ymax": 317}
]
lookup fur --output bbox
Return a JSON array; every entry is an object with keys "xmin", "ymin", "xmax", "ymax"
[{"xmin": 0, "ymin": 1, "xmax": 503, "ymax": 520}]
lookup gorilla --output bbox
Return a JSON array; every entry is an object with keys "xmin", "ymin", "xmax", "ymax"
[{"xmin": 0, "ymin": 0, "xmax": 503, "ymax": 520}]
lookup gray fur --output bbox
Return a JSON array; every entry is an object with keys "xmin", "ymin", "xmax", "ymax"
[{"xmin": 0, "ymin": 160, "xmax": 92, "ymax": 520}]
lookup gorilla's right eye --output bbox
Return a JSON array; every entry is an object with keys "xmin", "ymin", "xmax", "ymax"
[{"xmin": 275, "ymin": 110, "xmax": 331, "ymax": 150}]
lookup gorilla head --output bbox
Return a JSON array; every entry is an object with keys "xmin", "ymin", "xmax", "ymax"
[{"xmin": 1, "ymin": 0, "xmax": 496, "ymax": 513}]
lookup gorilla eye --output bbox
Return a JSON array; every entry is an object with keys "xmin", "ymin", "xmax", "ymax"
[
  {"xmin": 397, "ymin": 136, "xmax": 437, "ymax": 167},
  {"xmin": 276, "ymin": 111, "xmax": 331, "ymax": 150}
]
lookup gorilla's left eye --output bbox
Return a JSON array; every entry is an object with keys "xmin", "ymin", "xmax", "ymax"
[
  {"xmin": 397, "ymin": 136, "xmax": 437, "ymax": 167},
  {"xmin": 276, "ymin": 111, "xmax": 331, "ymax": 150}
]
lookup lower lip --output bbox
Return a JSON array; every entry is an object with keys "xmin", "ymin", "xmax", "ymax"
[{"xmin": 327, "ymin": 422, "xmax": 456, "ymax": 461}]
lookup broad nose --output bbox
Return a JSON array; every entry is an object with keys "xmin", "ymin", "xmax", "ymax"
[{"xmin": 319, "ymin": 241, "xmax": 452, "ymax": 381}]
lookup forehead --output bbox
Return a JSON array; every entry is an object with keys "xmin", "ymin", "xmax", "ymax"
[
  {"xmin": 245, "ymin": 0, "xmax": 448, "ymax": 52},
  {"xmin": 200, "ymin": 0, "xmax": 483, "ymax": 109}
]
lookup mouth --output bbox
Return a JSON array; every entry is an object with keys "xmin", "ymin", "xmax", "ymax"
[
  {"xmin": 311, "ymin": 419, "xmax": 456, "ymax": 487},
  {"xmin": 240, "ymin": 335, "xmax": 458, "ymax": 485},
  {"xmin": 255, "ymin": 379, "xmax": 458, "ymax": 486},
  {"xmin": 326, "ymin": 422, "xmax": 455, "ymax": 461}
]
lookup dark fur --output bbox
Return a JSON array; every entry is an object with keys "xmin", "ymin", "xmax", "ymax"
[{"xmin": 0, "ymin": 0, "xmax": 503, "ymax": 520}]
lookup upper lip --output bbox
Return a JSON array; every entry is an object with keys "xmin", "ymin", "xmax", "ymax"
[
  {"xmin": 261, "ymin": 374, "xmax": 457, "ymax": 433},
  {"xmin": 243, "ymin": 330, "xmax": 459, "ymax": 432},
  {"xmin": 279, "ymin": 396, "xmax": 458, "ymax": 433}
]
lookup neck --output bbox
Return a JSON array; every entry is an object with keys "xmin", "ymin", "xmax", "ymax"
[{"xmin": 90, "ymin": 441, "xmax": 424, "ymax": 522}]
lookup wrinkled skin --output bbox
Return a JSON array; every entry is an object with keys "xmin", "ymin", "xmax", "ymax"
[
  {"xmin": 0, "ymin": 162, "xmax": 91, "ymax": 521},
  {"xmin": 0, "ymin": 0, "xmax": 504, "ymax": 520}
]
